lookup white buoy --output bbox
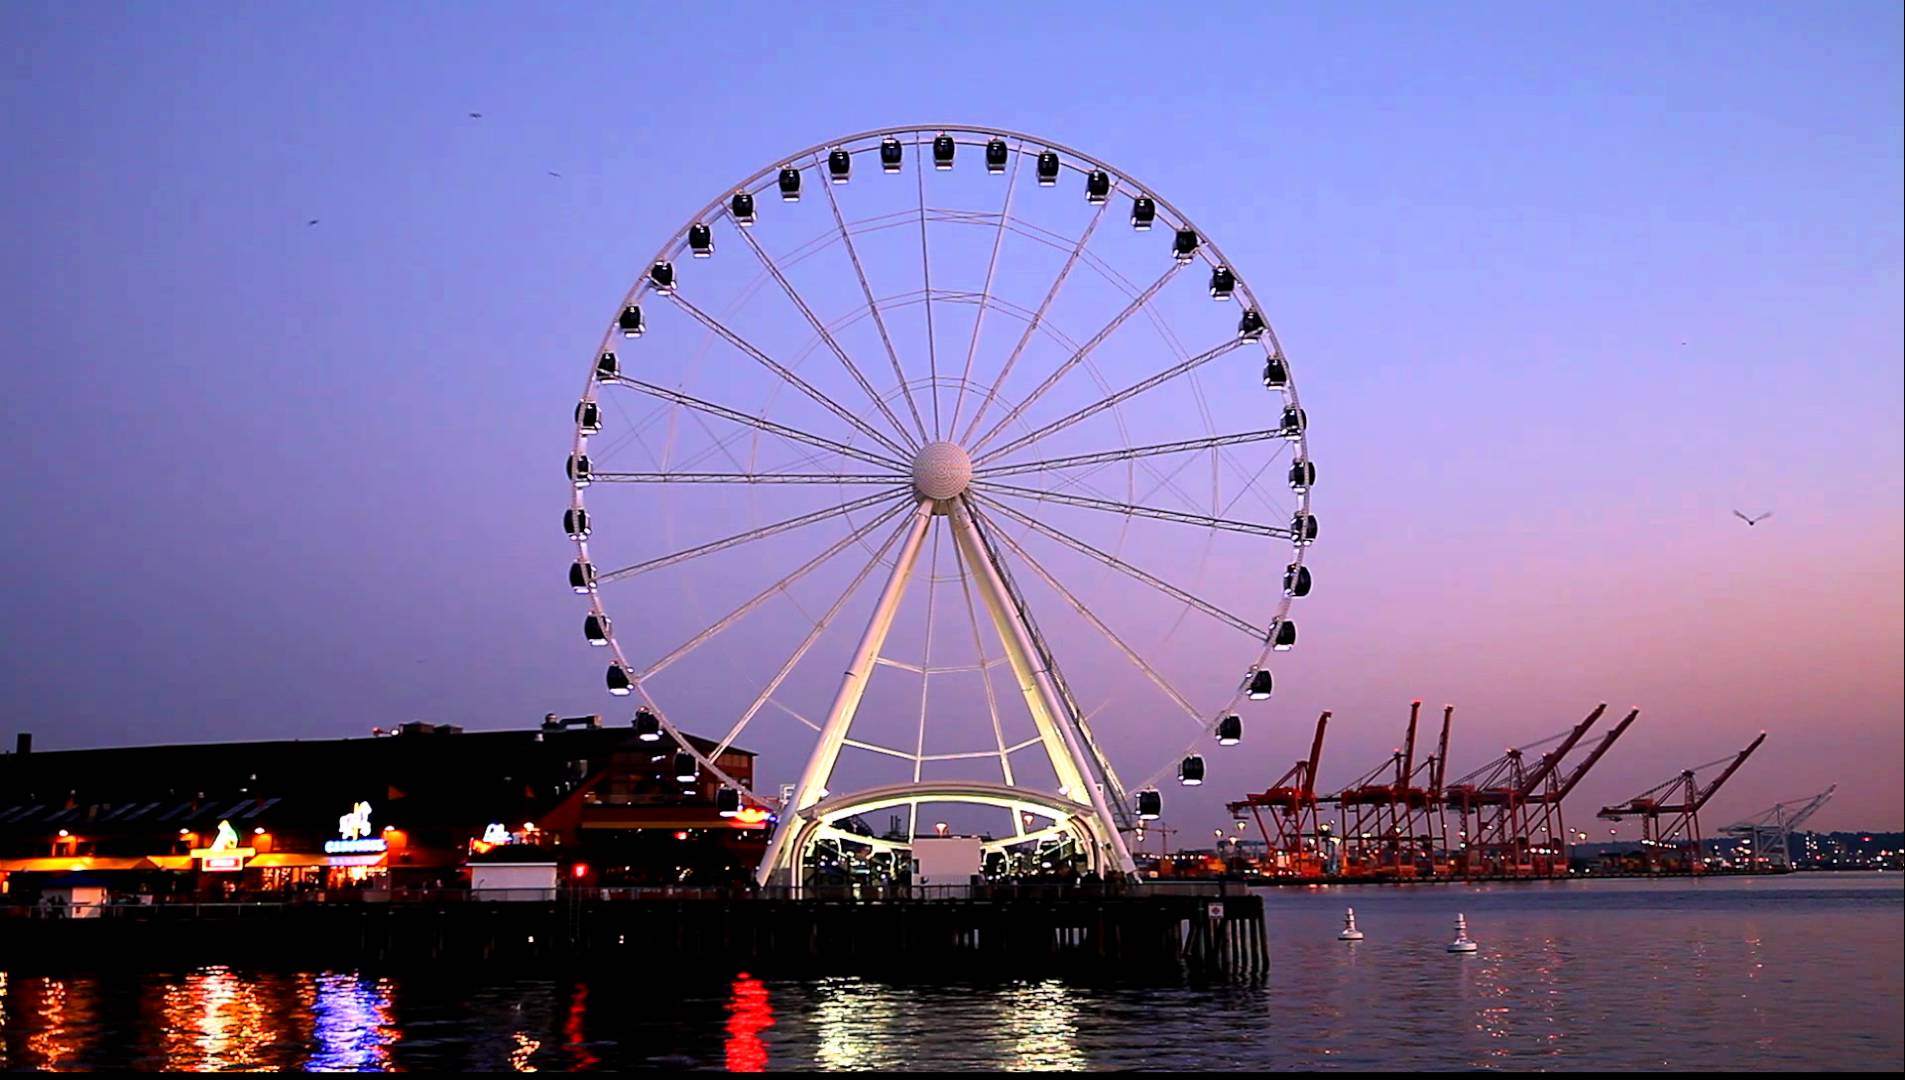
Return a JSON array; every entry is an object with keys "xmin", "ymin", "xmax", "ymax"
[
  {"xmin": 1448, "ymin": 912, "xmax": 1478, "ymax": 953},
  {"xmin": 1338, "ymin": 906, "xmax": 1364, "ymax": 941}
]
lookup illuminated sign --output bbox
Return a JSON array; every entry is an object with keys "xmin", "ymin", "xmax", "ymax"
[
  {"xmin": 733, "ymin": 807, "xmax": 773, "ymax": 826},
  {"xmin": 323, "ymin": 801, "xmax": 388, "ymax": 856},
  {"xmin": 189, "ymin": 819, "xmax": 255, "ymax": 872},
  {"xmin": 482, "ymin": 823, "xmax": 513, "ymax": 846}
]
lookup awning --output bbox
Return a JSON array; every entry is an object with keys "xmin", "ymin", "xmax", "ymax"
[
  {"xmin": 248, "ymin": 853, "xmax": 334, "ymax": 869},
  {"xmin": 0, "ymin": 856, "xmax": 161, "ymax": 872}
]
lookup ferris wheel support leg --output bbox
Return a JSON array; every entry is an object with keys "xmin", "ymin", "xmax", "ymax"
[
  {"xmin": 947, "ymin": 498, "xmax": 1139, "ymax": 879},
  {"xmin": 756, "ymin": 499, "xmax": 936, "ymax": 888}
]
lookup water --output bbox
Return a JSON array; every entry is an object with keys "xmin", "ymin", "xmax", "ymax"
[{"xmin": 2, "ymin": 874, "xmax": 1898, "ymax": 1071}]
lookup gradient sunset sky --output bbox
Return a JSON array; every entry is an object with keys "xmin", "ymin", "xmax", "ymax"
[{"xmin": 3, "ymin": 3, "xmax": 1899, "ymax": 833}]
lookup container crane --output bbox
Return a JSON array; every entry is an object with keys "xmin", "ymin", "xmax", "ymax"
[
  {"xmin": 1720, "ymin": 784, "xmax": 1834, "ymax": 871},
  {"xmin": 1599, "ymin": 733, "xmax": 1766, "ymax": 872},
  {"xmin": 1443, "ymin": 704, "xmax": 1609, "ymax": 877},
  {"xmin": 1228, "ymin": 711, "xmax": 1329, "ymax": 877}
]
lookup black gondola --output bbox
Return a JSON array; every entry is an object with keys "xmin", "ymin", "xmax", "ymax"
[
  {"xmin": 1280, "ymin": 405, "xmax": 1306, "ymax": 437},
  {"xmin": 985, "ymin": 138, "xmax": 1009, "ymax": 173},
  {"xmin": 730, "ymin": 190, "xmax": 756, "ymax": 225},
  {"xmin": 828, "ymin": 148, "xmax": 851, "ymax": 183},
  {"xmin": 1036, "ymin": 150, "xmax": 1060, "ymax": 186},
  {"xmin": 584, "ymin": 612, "xmax": 611, "ymax": 646},
  {"xmin": 1246, "ymin": 669, "xmax": 1274, "ymax": 700},
  {"xmin": 564, "ymin": 507, "xmax": 591, "ymax": 540},
  {"xmin": 1283, "ymin": 563, "xmax": 1312, "ymax": 598},
  {"xmin": 1262, "ymin": 356, "xmax": 1288, "ymax": 389},
  {"xmin": 688, "ymin": 222, "xmax": 714, "ymax": 257},
  {"xmin": 648, "ymin": 261, "xmax": 675, "ymax": 294},
  {"xmin": 1178, "ymin": 755, "xmax": 1206, "ymax": 786},
  {"xmin": 566, "ymin": 452, "xmax": 592, "ymax": 488},
  {"xmin": 1288, "ymin": 458, "xmax": 1315, "ymax": 491},
  {"xmin": 633, "ymin": 707, "xmax": 661, "ymax": 741},
  {"xmin": 596, "ymin": 350, "xmax": 620, "ymax": 380},
  {"xmin": 1209, "ymin": 266, "xmax": 1236, "ymax": 300},
  {"xmin": 933, "ymin": 133, "xmax": 956, "ymax": 169},
  {"xmin": 1272, "ymin": 620, "xmax": 1297, "ymax": 651},
  {"xmin": 606, "ymin": 662, "xmax": 633, "ymax": 696},
  {"xmin": 1085, "ymin": 168, "xmax": 1110, "ymax": 204},
  {"xmin": 617, "ymin": 305, "xmax": 644, "ymax": 339},
  {"xmin": 673, "ymin": 751, "xmax": 698, "ymax": 783},
  {"xmin": 1238, "ymin": 308, "xmax": 1266, "ymax": 339},
  {"xmin": 575, "ymin": 399, "xmax": 601, "ymax": 434},
  {"xmin": 1136, "ymin": 789, "xmax": 1162, "ymax": 820},
  {"xmin": 778, "ymin": 167, "xmax": 801, "ymax": 201},
  {"xmin": 1216, "ymin": 714, "xmax": 1243, "ymax": 746},
  {"xmin": 1172, "ymin": 228, "xmax": 1199, "ymax": 263},
  {"xmin": 880, "ymin": 136, "xmax": 904, "ymax": 172},
  {"xmin": 717, "ymin": 787, "xmax": 741, "ymax": 817},
  {"xmin": 1131, "ymin": 195, "xmax": 1156, "ymax": 230},
  {"xmin": 569, "ymin": 559, "xmax": 596, "ymax": 594},
  {"xmin": 1290, "ymin": 511, "xmax": 1318, "ymax": 546}
]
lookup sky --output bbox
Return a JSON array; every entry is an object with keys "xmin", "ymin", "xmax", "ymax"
[{"xmin": 2, "ymin": 3, "xmax": 1900, "ymax": 836}]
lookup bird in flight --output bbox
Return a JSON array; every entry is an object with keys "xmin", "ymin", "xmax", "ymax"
[
  {"xmin": 306, "ymin": 218, "xmax": 320, "ymax": 226},
  {"xmin": 1732, "ymin": 510, "xmax": 1773, "ymax": 526},
  {"xmin": 547, "ymin": 171, "xmax": 562, "ymax": 179},
  {"xmin": 468, "ymin": 111, "xmax": 483, "ymax": 119}
]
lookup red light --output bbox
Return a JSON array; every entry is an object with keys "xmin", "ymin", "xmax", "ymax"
[
  {"xmin": 571, "ymin": 863, "xmax": 590, "ymax": 879},
  {"xmin": 734, "ymin": 807, "xmax": 772, "ymax": 825},
  {"xmin": 674, "ymin": 830, "xmax": 690, "ymax": 840}
]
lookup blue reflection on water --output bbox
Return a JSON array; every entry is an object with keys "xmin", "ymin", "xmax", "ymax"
[{"xmin": 306, "ymin": 972, "xmax": 395, "ymax": 1072}]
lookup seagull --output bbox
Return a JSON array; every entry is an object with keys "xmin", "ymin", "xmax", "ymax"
[
  {"xmin": 1732, "ymin": 510, "xmax": 1773, "ymax": 526},
  {"xmin": 547, "ymin": 171, "xmax": 562, "ymax": 179},
  {"xmin": 468, "ymin": 112, "xmax": 483, "ymax": 119},
  {"xmin": 306, "ymin": 218, "xmax": 320, "ymax": 226}
]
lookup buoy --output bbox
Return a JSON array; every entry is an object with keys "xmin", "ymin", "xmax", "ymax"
[
  {"xmin": 1448, "ymin": 912, "xmax": 1478, "ymax": 953},
  {"xmin": 1338, "ymin": 907, "xmax": 1364, "ymax": 941}
]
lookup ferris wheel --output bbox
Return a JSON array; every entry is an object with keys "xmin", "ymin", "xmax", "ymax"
[{"xmin": 565, "ymin": 126, "xmax": 1315, "ymax": 885}]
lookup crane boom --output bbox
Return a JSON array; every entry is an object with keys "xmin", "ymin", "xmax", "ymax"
[
  {"xmin": 1303, "ymin": 711, "xmax": 1329, "ymax": 799},
  {"xmin": 1519, "ymin": 703, "xmax": 1607, "ymax": 796},
  {"xmin": 1692, "ymin": 732, "xmax": 1766, "ymax": 811},
  {"xmin": 1549, "ymin": 708, "xmax": 1639, "ymax": 801}
]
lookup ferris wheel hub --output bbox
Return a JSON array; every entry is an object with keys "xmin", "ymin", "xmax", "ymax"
[{"xmin": 911, "ymin": 440, "xmax": 973, "ymax": 502}]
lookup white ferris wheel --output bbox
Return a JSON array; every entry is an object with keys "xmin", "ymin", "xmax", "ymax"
[{"xmin": 565, "ymin": 126, "xmax": 1316, "ymax": 885}]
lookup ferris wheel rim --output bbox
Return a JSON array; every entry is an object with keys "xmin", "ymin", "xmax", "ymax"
[{"xmin": 566, "ymin": 124, "xmax": 1315, "ymax": 825}]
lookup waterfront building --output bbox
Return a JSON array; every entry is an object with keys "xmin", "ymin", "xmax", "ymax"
[{"xmin": 0, "ymin": 720, "xmax": 761, "ymax": 902}]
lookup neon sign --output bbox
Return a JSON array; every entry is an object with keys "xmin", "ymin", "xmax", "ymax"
[
  {"xmin": 482, "ymin": 823, "xmax": 513, "ymax": 846},
  {"xmin": 324, "ymin": 801, "xmax": 389, "ymax": 855},
  {"xmin": 190, "ymin": 819, "xmax": 255, "ymax": 872}
]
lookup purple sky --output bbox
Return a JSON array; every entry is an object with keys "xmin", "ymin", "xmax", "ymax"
[{"xmin": 4, "ymin": 4, "xmax": 1900, "ymax": 834}]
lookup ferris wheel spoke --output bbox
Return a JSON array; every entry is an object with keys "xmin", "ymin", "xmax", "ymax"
[
  {"xmin": 973, "ymin": 429, "xmax": 1284, "ymax": 480},
  {"xmin": 912, "ymin": 137, "xmax": 942, "ymax": 439},
  {"xmin": 595, "ymin": 471, "xmax": 898, "ymax": 485},
  {"xmin": 596, "ymin": 486, "xmax": 907, "ymax": 584},
  {"xmin": 975, "ymin": 479, "xmax": 1289, "ymax": 538},
  {"xmin": 669, "ymin": 293, "xmax": 914, "ymax": 460},
  {"xmin": 609, "ymin": 376, "xmax": 904, "ymax": 471},
  {"xmin": 639, "ymin": 498, "xmax": 913, "ymax": 679},
  {"xmin": 959, "ymin": 192, "xmax": 1114, "ymax": 445},
  {"xmin": 976, "ymin": 495, "xmax": 1264, "ymax": 639},
  {"xmin": 708, "ymin": 510, "xmax": 920, "ymax": 761},
  {"xmin": 816, "ymin": 153, "xmax": 932, "ymax": 444},
  {"xmin": 982, "ymin": 513, "xmax": 1203, "ymax": 724},
  {"xmin": 912, "ymin": 528, "xmax": 942, "ymax": 781},
  {"xmin": 728, "ymin": 222, "xmax": 921, "ymax": 451},
  {"xmin": 946, "ymin": 139, "xmax": 1025, "ymax": 437},
  {"xmin": 975, "ymin": 338, "xmax": 1250, "ymax": 466},
  {"xmin": 969, "ymin": 262, "xmax": 1181, "ymax": 456},
  {"xmin": 949, "ymin": 528, "xmax": 1018, "ymax": 787}
]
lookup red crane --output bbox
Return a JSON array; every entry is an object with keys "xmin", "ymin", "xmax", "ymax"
[
  {"xmin": 1599, "ymin": 733, "xmax": 1766, "ymax": 872},
  {"xmin": 1228, "ymin": 711, "xmax": 1329, "ymax": 877},
  {"xmin": 1443, "ymin": 704, "xmax": 1609, "ymax": 877},
  {"xmin": 1323, "ymin": 701, "xmax": 1452, "ymax": 878},
  {"xmin": 1523, "ymin": 707, "xmax": 1639, "ymax": 872}
]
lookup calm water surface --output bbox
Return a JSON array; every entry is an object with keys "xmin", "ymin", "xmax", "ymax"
[{"xmin": 2, "ymin": 874, "xmax": 1899, "ymax": 1071}]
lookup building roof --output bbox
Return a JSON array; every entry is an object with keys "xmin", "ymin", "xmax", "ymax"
[{"xmin": 0, "ymin": 721, "xmax": 751, "ymax": 840}]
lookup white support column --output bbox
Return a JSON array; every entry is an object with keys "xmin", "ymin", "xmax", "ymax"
[
  {"xmin": 947, "ymin": 498, "xmax": 1138, "ymax": 877},
  {"xmin": 756, "ymin": 499, "xmax": 936, "ymax": 885}
]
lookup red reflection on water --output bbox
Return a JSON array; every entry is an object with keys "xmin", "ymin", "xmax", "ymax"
[
  {"xmin": 724, "ymin": 973, "xmax": 773, "ymax": 1072},
  {"xmin": 566, "ymin": 981, "xmax": 599, "ymax": 1071}
]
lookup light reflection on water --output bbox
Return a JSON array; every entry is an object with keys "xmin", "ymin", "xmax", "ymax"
[{"xmin": 0, "ymin": 874, "xmax": 1896, "ymax": 1071}]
